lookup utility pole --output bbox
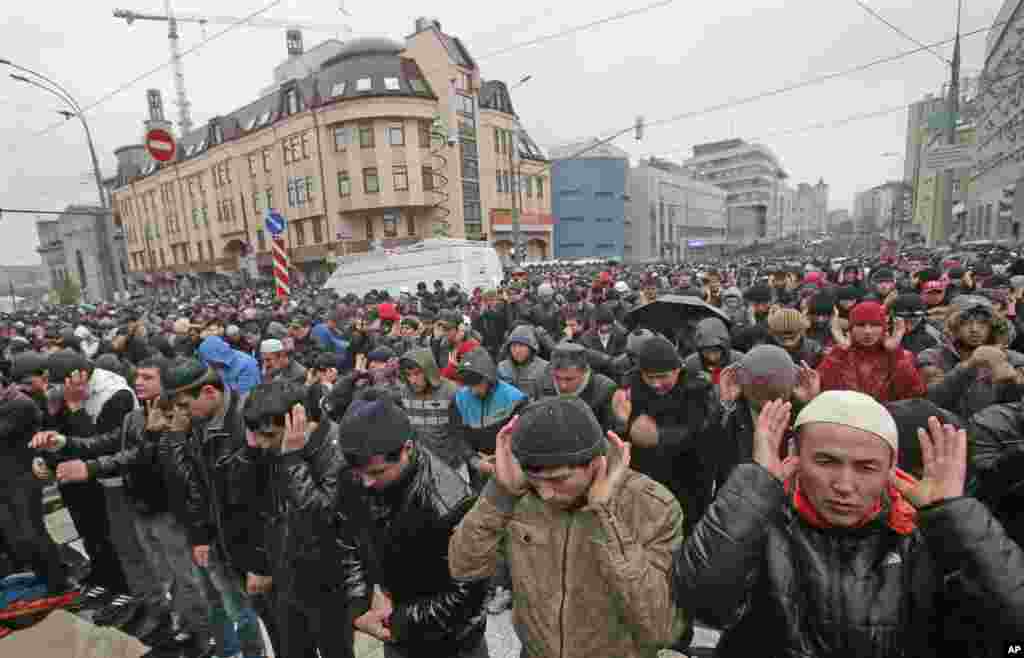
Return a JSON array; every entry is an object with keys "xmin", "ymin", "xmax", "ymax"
[
  {"xmin": 508, "ymin": 126, "xmax": 520, "ymax": 264},
  {"xmin": 941, "ymin": 0, "xmax": 962, "ymax": 244}
]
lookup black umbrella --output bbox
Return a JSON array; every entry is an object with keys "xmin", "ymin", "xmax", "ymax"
[{"xmin": 625, "ymin": 295, "xmax": 731, "ymax": 337}]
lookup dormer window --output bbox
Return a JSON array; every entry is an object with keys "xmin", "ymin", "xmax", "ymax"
[
  {"xmin": 284, "ymin": 88, "xmax": 300, "ymax": 115},
  {"xmin": 197, "ymin": 139, "xmax": 207, "ymax": 152},
  {"xmin": 258, "ymin": 111, "xmax": 271, "ymax": 127},
  {"xmin": 356, "ymin": 77, "xmax": 372, "ymax": 92},
  {"xmin": 245, "ymin": 116, "xmax": 258, "ymax": 131},
  {"xmin": 185, "ymin": 144, "xmax": 196, "ymax": 157},
  {"xmin": 331, "ymin": 82, "xmax": 346, "ymax": 97},
  {"xmin": 211, "ymin": 123, "xmax": 224, "ymax": 145},
  {"xmin": 410, "ymin": 79, "xmax": 427, "ymax": 93},
  {"xmin": 384, "ymin": 77, "xmax": 400, "ymax": 91}
]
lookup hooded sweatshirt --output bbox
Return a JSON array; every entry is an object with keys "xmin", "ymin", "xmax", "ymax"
[
  {"xmin": 400, "ymin": 349, "xmax": 461, "ymax": 468},
  {"xmin": 683, "ymin": 318, "xmax": 744, "ymax": 386},
  {"xmin": 497, "ymin": 325, "xmax": 549, "ymax": 398},
  {"xmin": 450, "ymin": 348, "xmax": 527, "ymax": 465},
  {"xmin": 198, "ymin": 336, "xmax": 261, "ymax": 394}
]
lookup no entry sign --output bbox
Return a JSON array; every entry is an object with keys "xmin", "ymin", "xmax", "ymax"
[{"xmin": 145, "ymin": 128, "xmax": 176, "ymax": 162}]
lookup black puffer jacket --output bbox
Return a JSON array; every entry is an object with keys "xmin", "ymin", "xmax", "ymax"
[
  {"xmin": 673, "ymin": 463, "xmax": 1024, "ymax": 658},
  {"xmin": 253, "ymin": 421, "xmax": 363, "ymax": 608},
  {"xmin": 169, "ymin": 389, "xmax": 269, "ymax": 574},
  {"xmin": 336, "ymin": 447, "xmax": 487, "ymax": 654},
  {"xmin": 532, "ymin": 366, "xmax": 618, "ymax": 431}
]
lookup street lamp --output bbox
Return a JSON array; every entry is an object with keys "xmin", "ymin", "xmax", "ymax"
[{"xmin": 5, "ymin": 60, "xmax": 124, "ymax": 297}]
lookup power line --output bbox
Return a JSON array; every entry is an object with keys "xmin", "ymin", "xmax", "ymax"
[
  {"xmin": 30, "ymin": 0, "xmax": 284, "ymax": 138},
  {"xmin": 853, "ymin": 0, "xmax": 949, "ymax": 65},
  {"xmin": 476, "ymin": 0, "xmax": 674, "ymax": 60}
]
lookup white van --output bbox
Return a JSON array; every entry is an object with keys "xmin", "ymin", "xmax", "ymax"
[{"xmin": 323, "ymin": 239, "xmax": 504, "ymax": 297}]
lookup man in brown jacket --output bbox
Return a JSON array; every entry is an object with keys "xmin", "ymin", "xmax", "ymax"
[{"xmin": 448, "ymin": 397, "xmax": 687, "ymax": 658}]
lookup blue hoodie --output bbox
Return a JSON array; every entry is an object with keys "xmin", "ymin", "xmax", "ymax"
[{"xmin": 198, "ymin": 336, "xmax": 261, "ymax": 394}]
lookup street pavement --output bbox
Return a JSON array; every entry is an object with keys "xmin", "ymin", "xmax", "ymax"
[{"xmin": 43, "ymin": 506, "xmax": 702, "ymax": 658}]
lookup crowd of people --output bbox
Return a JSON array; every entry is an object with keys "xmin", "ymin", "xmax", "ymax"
[{"xmin": 0, "ymin": 253, "xmax": 1023, "ymax": 658}]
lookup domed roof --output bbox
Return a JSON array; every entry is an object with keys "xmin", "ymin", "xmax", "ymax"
[{"xmin": 321, "ymin": 36, "xmax": 404, "ymax": 68}]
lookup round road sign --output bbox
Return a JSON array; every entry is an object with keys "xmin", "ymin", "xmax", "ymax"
[{"xmin": 145, "ymin": 128, "xmax": 176, "ymax": 163}]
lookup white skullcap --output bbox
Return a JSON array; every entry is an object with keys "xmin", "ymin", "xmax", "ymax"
[
  {"xmin": 260, "ymin": 338, "xmax": 285, "ymax": 354},
  {"xmin": 794, "ymin": 390, "xmax": 898, "ymax": 453}
]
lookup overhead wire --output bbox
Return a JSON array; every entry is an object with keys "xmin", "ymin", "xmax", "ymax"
[
  {"xmin": 29, "ymin": 0, "xmax": 284, "ymax": 138},
  {"xmin": 853, "ymin": 0, "xmax": 949, "ymax": 65}
]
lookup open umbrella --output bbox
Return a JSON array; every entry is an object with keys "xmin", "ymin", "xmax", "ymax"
[{"xmin": 625, "ymin": 294, "xmax": 731, "ymax": 337}]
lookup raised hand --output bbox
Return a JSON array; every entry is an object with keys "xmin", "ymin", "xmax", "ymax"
[
  {"xmin": 587, "ymin": 431, "xmax": 631, "ymax": 507},
  {"xmin": 719, "ymin": 365, "xmax": 741, "ymax": 403},
  {"xmin": 891, "ymin": 416, "xmax": 967, "ymax": 508},
  {"xmin": 281, "ymin": 403, "xmax": 309, "ymax": 454},
  {"xmin": 883, "ymin": 317, "xmax": 906, "ymax": 352},
  {"xmin": 494, "ymin": 415, "xmax": 527, "ymax": 496},
  {"xmin": 793, "ymin": 361, "xmax": 821, "ymax": 403},
  {"xmin": 145, "ymin": 399, "xmax": 170, "ymax": 433},
  {"xmin": 753, "ymin": 399, "xmax": 798, "ymax": 482}
]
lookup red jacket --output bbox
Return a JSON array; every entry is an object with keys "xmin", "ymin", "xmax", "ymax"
[{"xmin": 816, "ymin": 344, "xmax": 925, "ymax": 402}]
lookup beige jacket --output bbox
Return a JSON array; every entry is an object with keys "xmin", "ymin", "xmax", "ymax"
[{"xmin": 449, "ymin": 471, "xmax": 687, "ymax": 658}]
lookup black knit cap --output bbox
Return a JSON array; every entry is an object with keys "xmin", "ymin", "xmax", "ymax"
[
  {"xmin": 47, "ymin": 349, "xmax": 91, "ymax": 382},
  {"xmin": 338, "ymin": 392, "xmax": 413, "ymax": 457},
  {"xmin": 512, "ymin": 397, "xmax": 607, "ymax": 470},
  {"xmin": 744, "ymin": 285, "xmax": 773, "ymax": 304},
  {"xmin": 635, "ymin": 335, "xmax": 682, "ymax": 372}
]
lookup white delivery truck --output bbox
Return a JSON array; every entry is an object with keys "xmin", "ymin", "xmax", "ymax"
[{"xmin": 323, "ymin": 239, "xmax": 504, "ymax": 297}]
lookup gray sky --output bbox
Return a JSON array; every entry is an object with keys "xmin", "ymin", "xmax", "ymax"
[{"xmin": 0, "ymin": 0, "xmax": 1003, "ymax": 266}]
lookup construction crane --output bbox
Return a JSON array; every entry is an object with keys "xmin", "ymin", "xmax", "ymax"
[{"xmin": 113, "ymin": 4, "xmax": 352, "ymax": 135}]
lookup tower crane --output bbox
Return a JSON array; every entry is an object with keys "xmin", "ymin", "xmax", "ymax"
[{"xmin": 113, "ymin": 4, "xmax": 352, "ymax": 135}]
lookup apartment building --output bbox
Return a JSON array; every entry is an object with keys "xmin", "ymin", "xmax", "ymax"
[{"xmin": 110, "ymin": 17, "xmax": 551, "ymax": 281}]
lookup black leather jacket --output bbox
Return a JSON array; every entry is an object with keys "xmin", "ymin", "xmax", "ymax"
[
  {"xmin": 252, "ymin": 421, "xmax": 360, "ymax": 608},
  {"xmin": 169, "ymin": 389, "xmax": 268, "ymax": 573},
  {"xmin": 673, "ymin": 463, "xmax": 1024, "ymax": 658},
  {"xmin": 62, "ymin": 406, "xmax": 169, "ymax": 514},
  {"xmin": 336, "ymin": 446, "xmax": 487, "ymax": 654}
]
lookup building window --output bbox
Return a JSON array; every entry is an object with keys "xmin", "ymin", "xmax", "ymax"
[
  {"xmin": 526, "ymin": 177, "xmax": 533, "ymax": 198},
  {"xmin": 248, "ymin": 153, "xmax": 258, "ymax": 177},
  {"xmin": 338, "ymin": 171, "xmax": 351, "ymax": 197},
  {"xmin": 384, "ymin": 77, "xmax": 400, "ymax": 91},
  {"xmin": 363, "ymin": 168, "xmax": 380, "ymax": 193},
  {"xmin": 359, "ymin": 123, "xmax": 374, "ymax": 148},
  {"xmin": 387, "ymin": 124, "xmax": 405, "ymax": 146},
  {"xmin": 312, "ymin": 218, "xmax": 323, "ymax": 244},
  {"xmin": 257, "ymin": 229, "xmax": 266, "ymax": 251},
  {"xmin": 496, "ymin": 170, "xmax": 504, "ymax": 193},
  {"xmin": 494, "ymin": 127, "xmax": 501, "ymax": 153},
  {"xmin": 196, "ymin": 241, "xmax": 203, "ymax": 261},
  {"xmin": 410, "ymin": 78, "xmax": 427, "ymax": 93},
  {"xmin": 456, "ymin": 94, "xmax": 474, "ymax": 117},
  {"xmin": 536, "ymin": 177, "xmax": 544, "ymax": 199},
  {"xmin": 365, "ymin": 216, "xmax": 374, "ymax": 240},
  {"xmin": 331, "ymin": 82, "xmax": 346, "ymax": 97},
  {"xmin": 417, "ymin": 120, "xmax": 432, "ymax": 148},
  {"xmin": 393, "ymin": 165, "xmax": 409, "ymax": 191},
  {"xmin": 284, "ymin": 88, "xmax": 300, "ymax": 115},
  {"xmin": 356, "ymin": 77, "xmax": 372, "ymax": 92},
  {"xmin": 283, "ymin": 134, "xmax": 302, "ymax": 164},
  {"xmin": 383, "ymin": 211, "xmax": 398, "ymax": 238},
  {"xmin": 262, "ymin": 147, "xmax": 272, "ymax": 172},
  {"xmin": 160, "ymin": 249, "xmax": 166, "ymax": 267},
  {"xmin": 334, "ymin": 125, "xmax": 350, "ymax": 151},
  {"xmin": 252, "ymin": 190, "xmax": 261, "ymax": 214},
  {"xmin": 305, "ymin": 176, "xmax": 316, "ymax": 204},
  {"xmin": 207, "ymin": 240, "xmax": 214, "ymax": 262},
  {"xmin": 406, "ymin": 213, "xmax": 416, "ymax": 236},
  {"xmin": 502, "ymin": 171, "xmax": 510, "ymax": 194},
  {"xmin": 265, "ymin": 187, "xmax": 274, "ymax": 210},
  {"xmin": 295, "ymin": 221, "xmax": 306, "ymax": 246},
  {"xmin": 422, "ymin": 166, "xmax": 434, "ymax": 191},
  {"xmin": 300, "ymin": 131, "xmax": 311, "ymax": 159}
]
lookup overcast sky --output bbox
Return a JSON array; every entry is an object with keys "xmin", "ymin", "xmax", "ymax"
[{"xmin": 0, "ymin": 0, "xmax": 1004, "ymax": 265}]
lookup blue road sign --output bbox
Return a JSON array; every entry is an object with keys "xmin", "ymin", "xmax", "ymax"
[{"xmin": 265, "ymin": 209, "xmax": 286, "ymax": 235}]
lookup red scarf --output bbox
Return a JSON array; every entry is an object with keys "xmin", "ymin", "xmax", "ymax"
[{"xmin": 785, "ymin": 472, "xmax": 917, "ymax": 535}]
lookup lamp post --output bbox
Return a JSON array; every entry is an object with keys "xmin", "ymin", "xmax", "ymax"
[
  {"xmin": 5, "ymin": 60, "xmax": 124, "ymax": 299},
  {"xmin": 507, "ymin": 74, "xmax": 532, "ymax": 264}
]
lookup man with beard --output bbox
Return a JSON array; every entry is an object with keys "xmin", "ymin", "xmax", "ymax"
[
  {"xmin": 919, "ymin": 301, "xmax": 1024, "ymax": 419},
  {"xmin": 766, "ymin": 309, "xmax": 824, "ymax": 368},
  {"xmin": 817, "ymin": 301, "xmax": 925, "ymax": 403},
  {"xmin": 611, "ymin": 335, "xmax": 721, "ymax": 535},
  {"xmin": 472, "ymin": 290, "xmax": 510, "ymax": 361},
  {"xmin": 336, "ymin": 394, "xmax": 489, "ymax": 658},
  {"xmin": 530, "ymin": 342, "xmax": 619, "ymax": 431},
  {"xmin": 891, "ymin": 294, "xmax": 941, "ymax": 355}
]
